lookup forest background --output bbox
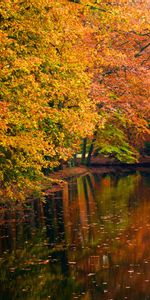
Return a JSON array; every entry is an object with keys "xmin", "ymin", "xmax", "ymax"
[{"xmin": 0, "ymin": 0, "xmax": 150, "ymax": 200}]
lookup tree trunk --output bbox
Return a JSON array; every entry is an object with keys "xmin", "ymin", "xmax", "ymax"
[
  {"xmin": 73, "ymin": 153, "xmax": 77, "ymax": 166},
  {"xmin": 81, "ymin": 138, "xmax": 87, "ymax": 164},
  {"xmin": 68, "ymin": 154, "xmax": 77, "ymax": 167},
  {"xmin": 86, "ymin": 137, "xmax": 96, "ymax": 166}
]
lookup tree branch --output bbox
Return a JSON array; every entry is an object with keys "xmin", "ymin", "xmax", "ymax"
[{"xmin": 135, "ymin": 42, "xmax": 150, "ymax": 57}]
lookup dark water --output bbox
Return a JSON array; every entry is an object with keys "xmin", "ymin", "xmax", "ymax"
[{"xmin": 0, "ymin": 170, "xmax": 150, "ymax": 300}]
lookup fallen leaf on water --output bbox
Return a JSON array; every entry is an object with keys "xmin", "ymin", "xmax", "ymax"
[{"xmin": 87, "ymin": 273, "xmax": 95, "ymax": 276}]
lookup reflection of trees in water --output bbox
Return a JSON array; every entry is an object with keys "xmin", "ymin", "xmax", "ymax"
[
  {"xmin": 44, "ymin": 191, "xmax": 65, "ymax": 245},
  {"xmin": 0, "ymin": 246, "xmax": 78, "ymax": 300},
  {"xmin": 0, "ymin": 198, "xmax": 76, "ymax": 299},
  {"xmin": 0, "ymin": 171, "xmax": 150, "ymax": 299},
  {"xmin": 74, "ymin": 173, "xmax": 150, "ymax": 300},
  {"xmin": 0, "ymin": 172, "xmax": 141, "ymax": 254},
  {"xmin": 67, "ymin": 173, "xmax": 141, "ymax": 251},
  {"xmin": 0, "ymin": 172, "xmax": 143, "ymax": 257},
  {"xmin": 0, "ymin": 199, "xmax": 46, "ymax": 255}
]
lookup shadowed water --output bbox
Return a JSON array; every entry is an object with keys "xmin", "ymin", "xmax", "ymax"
[{"xmin": 0, "ymin": 170, "xmax": 150, "ymax": 300}]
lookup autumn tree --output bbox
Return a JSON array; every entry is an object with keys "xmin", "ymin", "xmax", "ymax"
[
  {"xmin": 78, "ymin": 0, "xmax": 150, "ymax": 164},
  {"xmin": 0, "ymin": 0, "xmax": 97, "ymax": 200}
]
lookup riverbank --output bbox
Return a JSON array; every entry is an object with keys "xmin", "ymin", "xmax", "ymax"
[
  {"xmin": 44, "ymin": 156, "xmax": 150, "ymax": 194},
  {"xmin": 90, "ymin": 155, "xmax": 150, "ymax": 167}
]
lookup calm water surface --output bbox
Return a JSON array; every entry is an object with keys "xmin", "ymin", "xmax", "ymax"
[{"xmin": 0, "ymin": 170, "xmax": 150, "ymax": 300}]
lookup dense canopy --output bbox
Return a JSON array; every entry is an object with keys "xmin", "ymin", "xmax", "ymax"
[{"xmin": 0, "ymin": 0, "xmax": 150, "ymax": 200}]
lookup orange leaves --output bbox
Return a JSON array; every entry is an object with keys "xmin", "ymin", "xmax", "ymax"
[
  {"xmin": 0, "ymin": 0, "xmax": 98, "ymax": 200},
  {"xmin": 0, "ymin": 0, "xmax": 150, "ymax": 200}
]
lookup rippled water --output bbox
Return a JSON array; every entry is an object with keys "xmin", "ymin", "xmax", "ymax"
[{"xmin": 0, "ymin": 169, "xmax": 150, "ymax": 300}]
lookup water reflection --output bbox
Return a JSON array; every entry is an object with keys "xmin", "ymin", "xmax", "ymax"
[{"xmin": 0, "ymin": 170, "xmax": 150, "ymax": 299}]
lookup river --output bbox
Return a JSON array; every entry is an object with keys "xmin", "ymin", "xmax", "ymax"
[{"xmin": 0, "ymin": 169, "xmax": 150, "ymax": 300}]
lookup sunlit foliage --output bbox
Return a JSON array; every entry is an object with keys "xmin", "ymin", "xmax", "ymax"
[{"xmin": 0, "ymin": 0, "xmax": 150, "ymax": 199}]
